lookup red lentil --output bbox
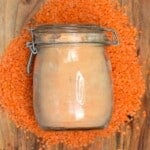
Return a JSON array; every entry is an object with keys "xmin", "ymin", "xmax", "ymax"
[{"xmin": 0, "ymin": 0, "xmax": 145, "ymax": 148}]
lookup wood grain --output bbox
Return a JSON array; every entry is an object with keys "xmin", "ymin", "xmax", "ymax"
[{"xmin": 0, "ymin": 0, "xmax": 149, "ymax": 149}]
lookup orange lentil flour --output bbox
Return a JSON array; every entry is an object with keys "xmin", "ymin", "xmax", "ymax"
[{"xmin": 0, "ymin": 0, "xmax": 145, "ymax": 148}]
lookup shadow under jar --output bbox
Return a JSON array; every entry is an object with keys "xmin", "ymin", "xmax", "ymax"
[{"xmin": 27, "ymin": 24, "xmax": 119, "ymax": 130}]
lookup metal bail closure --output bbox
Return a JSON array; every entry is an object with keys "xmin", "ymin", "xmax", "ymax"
[
  {"xmin": 102, "ymin": 28, "xmax": 119, "ymax": 46},
  {"xmin": 26, "ymin": 41, "xmax": 37, "ymax": 74}
]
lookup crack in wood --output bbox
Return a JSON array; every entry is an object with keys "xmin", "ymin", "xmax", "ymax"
[{"xmin": 22, "ymin": 0, "xmax": 31, "ymax": 5}]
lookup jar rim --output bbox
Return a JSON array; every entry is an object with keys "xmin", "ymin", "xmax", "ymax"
[
  {"xmin": 28, "ymin": 24, "xmax": 119, "ymax": 48},
  {"xmin": 32, "ymin": 24, "xmax": 105, "ymax": 33}
]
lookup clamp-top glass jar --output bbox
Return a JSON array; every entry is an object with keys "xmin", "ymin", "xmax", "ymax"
[{"xmin": 27, "ymin": 24, "xmax": 119, "ymax": 130}]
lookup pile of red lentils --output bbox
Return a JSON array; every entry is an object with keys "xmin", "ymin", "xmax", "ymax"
[{"xmin": 0, "ymin": 0, "xmax": 145, "ymax": 148}]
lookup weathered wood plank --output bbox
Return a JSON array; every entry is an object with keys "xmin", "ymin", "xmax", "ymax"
[{"xmin": 0, "ymin": 0, "xmax": 44, "ymax": 150}]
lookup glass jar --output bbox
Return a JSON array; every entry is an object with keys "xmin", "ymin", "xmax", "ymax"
[{"xmin": 27, "ymin": 24, "xmax": 119, "ymax": 130}]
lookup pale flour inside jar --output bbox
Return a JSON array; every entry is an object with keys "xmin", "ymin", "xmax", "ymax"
[{"xmin": 33, "ymin": 33, "xmax": 113, "ymax": 129}]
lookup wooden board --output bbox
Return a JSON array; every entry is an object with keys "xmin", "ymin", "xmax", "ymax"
[{"xmin": 0, "ymin": 0, "xmax": 149, "ymax": 149}]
